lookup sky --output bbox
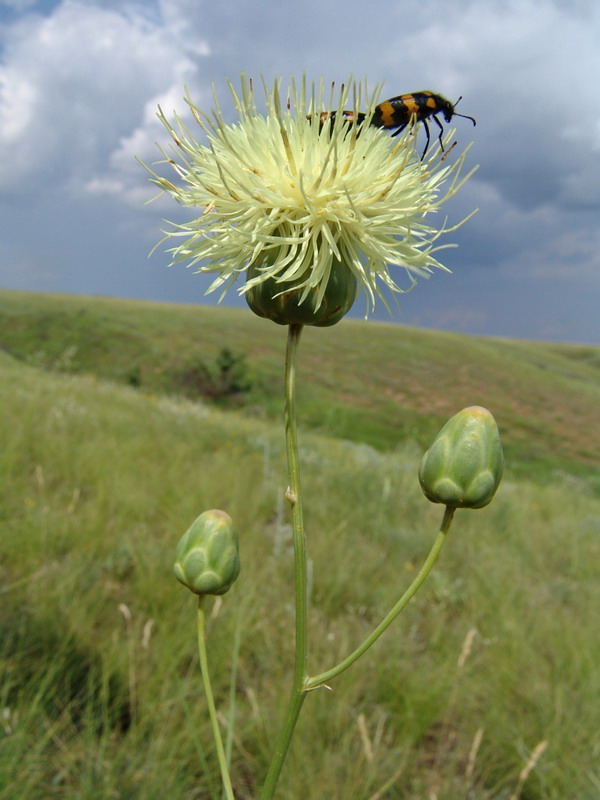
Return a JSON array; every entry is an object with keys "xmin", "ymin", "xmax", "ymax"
[{"xmin": 0, "ymin": 0, "xmax": 599, "ymax": 344}]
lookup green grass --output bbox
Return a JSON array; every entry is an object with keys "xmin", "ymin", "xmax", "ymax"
[
  {"xmin": 2, "ymin": 299, "xmax": 600, "ymax": 799},
  {"xmin": 1, "ymin": 289, "xmax": 599, "ymax": 488}
]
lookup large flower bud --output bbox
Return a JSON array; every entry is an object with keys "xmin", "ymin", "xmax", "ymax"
[
  {"xmin": 418, "ymin": 406, "xmax": 504, "ymax": 509},
  {"xmin": 174, "ymin": 510, "xmax": 240, "ymax": 596},
  {"xmin": 245, "ymin": 255, "xmax": 357, "ymax": 327}
]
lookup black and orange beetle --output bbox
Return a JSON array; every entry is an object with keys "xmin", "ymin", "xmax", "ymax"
[{"xmin": 311, "ymin": 91, "xmax": 476, "ymax": 159}]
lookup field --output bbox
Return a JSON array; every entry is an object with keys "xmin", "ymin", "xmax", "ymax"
[{"xmin": 1, "ymin": 289, "xmax": 600, "ymax": 799}]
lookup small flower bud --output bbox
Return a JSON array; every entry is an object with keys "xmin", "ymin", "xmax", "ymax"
[
  {"xmin": 174, "ymin": 510, "xmax": 240, "ymax": 596},
  {"xmin": 245, "ymin": 255, "xmax": 357, "ymax": 327},
  {"xmin": 418, "ymin": 406, "xmax": 503, "ymax": 509}
]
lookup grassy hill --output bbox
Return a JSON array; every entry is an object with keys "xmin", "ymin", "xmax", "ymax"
[
  {"xmin": 1, "ymin": 289, "xmax": 599, "ymax": 487},
  {"xmin": 1, "ymin": 290, "xmax": 600, "ymax": 799}
]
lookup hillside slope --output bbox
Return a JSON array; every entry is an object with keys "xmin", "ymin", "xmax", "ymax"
[{"xmin": 1, "ymin": 289, "xmax": 599, "ymax": 483}]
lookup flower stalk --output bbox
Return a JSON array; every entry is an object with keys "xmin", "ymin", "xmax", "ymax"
[
  {"xmin": 196, "ymin": 596, "xmax": 236, "ymax": 800},
  {"xmin": 260, "ymin": 323, "xmax": 308, "ymax": 800},
  {"xmin": 305, "ymin": 506, "xmax": 455, "ymax": 690}
]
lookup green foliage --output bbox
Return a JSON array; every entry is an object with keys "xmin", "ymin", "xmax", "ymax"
[
  {"xmin": 175, "ymin": 347, "xmax": 253, "ymax": 403},
  {"xmin": 2, "ymin": 347, "xmax": 600, "ymax": 798}
]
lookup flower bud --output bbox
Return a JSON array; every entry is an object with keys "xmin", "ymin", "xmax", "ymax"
[
  {"xmin": 174, "ymin": 510, "xmax": 240, "ymax": 596},
  {"xmin": 418, "ymin": 406, "xmax": 503, "ymax": 509},
  {"xmin": 245, "ymin": 255, "xmax": 357, "ymax": 327}
]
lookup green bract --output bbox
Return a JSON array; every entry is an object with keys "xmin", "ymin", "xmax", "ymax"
[
  {"xmin": 418, "ymin": 406, "xmax": 504, "ymax": 509},
  {"xmin": 174, "ymin": 510, "xmax": 240, "ymax": 596},
  {"xmin": 245, "ymin": 256, "xmax": 358, "ymax": 327}
]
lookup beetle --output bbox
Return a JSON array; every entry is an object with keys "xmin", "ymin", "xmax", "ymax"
[
  {"xmin": 372, "ymin": 91, "xmax": 476, "ymax": 157},
  {"xmin": 311, "ymin": 91, "xmax": 476, "ymax": 159}
]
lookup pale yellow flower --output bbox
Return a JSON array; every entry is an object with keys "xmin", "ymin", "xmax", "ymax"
[{"xmin": 144, "ymin": 75, "xmax": 476, "ymax": 314}]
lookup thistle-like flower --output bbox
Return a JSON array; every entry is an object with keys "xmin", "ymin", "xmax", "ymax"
[{"xmin": 145, "ymin": 76, "xmax": 476, "ymax": 324}]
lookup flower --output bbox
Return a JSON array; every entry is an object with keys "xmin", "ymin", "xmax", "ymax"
[
  {"xmin": 144, "ymin": 75, "xmax": 476, "ymax": 319},
  {"xmin": 418, "ymin": 406, "xmax": 504, "ymax": 509},
  {"xmin": 174, "ymin": 509, "xmax": 241, "ymax": 596}
]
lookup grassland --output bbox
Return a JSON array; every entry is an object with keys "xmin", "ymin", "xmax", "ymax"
[
  {"xmin": 2, "ymin": 289, "xmax": 600, "ymax": 485},
  {"xmin": 1, "ymin": 290, "xmax": 600, "ymax": 799}
]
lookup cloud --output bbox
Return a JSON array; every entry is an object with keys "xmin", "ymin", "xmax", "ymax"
[{"xmin": 0, "ymin": 2, "xmax": 202, "ymax": 196}]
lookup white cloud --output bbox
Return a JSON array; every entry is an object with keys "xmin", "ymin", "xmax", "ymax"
[
  {"xmin": 0, "ymin": 66, "xmax": 35, "ymax": 140},
  {"xmin": 0, "ymin": 1, "xmax": 204, "ymax": 195},
  {"xmin": 82, "ymin": 83, "xmax": 210, "ymax": 207}
]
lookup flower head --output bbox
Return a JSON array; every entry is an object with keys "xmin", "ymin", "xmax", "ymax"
[
  {"xmin": 419, "ymin": 406, "xmax": 504, "ymax": 509},
  {"xmin": 174, "ymin": 509, "xmax": 240, "ymax": 596},
  {"xmin": 145, "ymin": 75, "xmax": 476, "ymax": 320}
]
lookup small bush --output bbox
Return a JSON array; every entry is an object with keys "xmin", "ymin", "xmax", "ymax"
[{"xmin": 176, "ymin": 347, "xmax": 252, "ymax": 403}]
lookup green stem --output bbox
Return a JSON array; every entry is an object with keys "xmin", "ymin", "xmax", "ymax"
[
  {"xmin": 260, "ymin": 323, "xmax": 307, "ymax": 800},
  {"xmin": 197, "ymin": 596, "xmax": 236, "ymax": 800},
  {"xmin": 305, "ymin": 505, "xmax": 456, "ymax": 690},
  {"xmin": 222, "ymin": 608, "xmax": 243, "ymax": 800}
]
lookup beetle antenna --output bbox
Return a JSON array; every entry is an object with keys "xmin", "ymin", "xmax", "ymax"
[
  {"xmin": 454, "ymin": 111, "xmax": 476, "ymax": 126},
  {"xmin": 453, "ymin": 96, "xmax": 476, "ymax": 126}
]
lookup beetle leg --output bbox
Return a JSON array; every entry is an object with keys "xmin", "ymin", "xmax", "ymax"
[
  {"xmin": 420, "ymin": 119, "xmax": 432, "ymax": 159},
  {"xmin": 433, "ymin": 115, "xmax": 445, "ymax": 151},
  {"xmin": 390, "ymin": 122, "xmax": 408, "ymax": 138}
]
